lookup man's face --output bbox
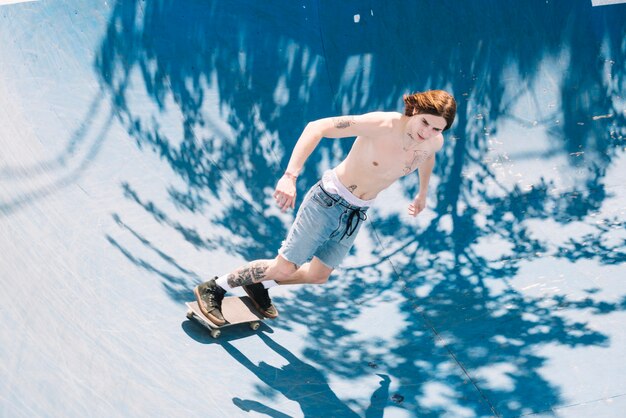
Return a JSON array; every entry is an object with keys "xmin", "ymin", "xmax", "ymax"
[{"xmin": 406, "ymin": 113, "xmax": 447, "ymax": 141}]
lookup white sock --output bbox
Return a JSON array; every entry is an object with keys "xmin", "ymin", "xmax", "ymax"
[
  {"xmin": 215, "ymin": 274, "xmax": 234, "ymax": 292},
  {"xmin": 216, "ymin": 275, "xmax": 276, "ymax": 291},
  {"xmin": 263, "ymin": 280, "xmax": 278, "ymax": 289}
]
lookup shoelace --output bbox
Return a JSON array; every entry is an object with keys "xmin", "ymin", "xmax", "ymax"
[{"xmin": 204, "ymin": 286, "xmax": 224, "ymax": 306}]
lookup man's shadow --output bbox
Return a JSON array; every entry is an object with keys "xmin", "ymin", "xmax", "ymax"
[{"xmin": 183, "ymin": 321, "xmax": 390, "ymax": 417}]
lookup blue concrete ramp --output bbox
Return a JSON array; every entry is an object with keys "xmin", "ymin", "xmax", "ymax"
[{"xmin": 1, "ymin": 1, "xmax": 626, "ymax": 417}]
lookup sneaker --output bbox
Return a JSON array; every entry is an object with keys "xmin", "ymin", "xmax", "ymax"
[
  {"xmin": 243, "ymin": 283, "xmax": 279, "ymax": 319},
  {"xmin": 194, "ymin": 278, "xmax": 227, "ymax": 325}
]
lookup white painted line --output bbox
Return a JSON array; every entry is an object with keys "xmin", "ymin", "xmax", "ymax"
[
  {"xmin": 592, "ymin": 0, "xmax": 626, "ymax": 6},
  {"xmin": 0, "ymin": 0, "xmax": 37, "ymax": 5}
]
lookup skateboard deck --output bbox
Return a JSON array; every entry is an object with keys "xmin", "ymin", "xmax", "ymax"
[{"xmin": 186, "ymin": 296, "xmax": 264, "ymax": 338}]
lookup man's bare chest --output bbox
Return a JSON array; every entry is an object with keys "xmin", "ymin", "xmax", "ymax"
[{"xmin": 367, "ymin": 139, "xmax": 433, "ymax": 177}]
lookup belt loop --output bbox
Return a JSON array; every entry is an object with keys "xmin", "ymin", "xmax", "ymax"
[{"xmin": 318, "ymin": 183, "xmax": 339, "ymax": 203}]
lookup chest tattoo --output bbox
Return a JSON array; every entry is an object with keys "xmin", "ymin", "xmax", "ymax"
[{"xmin": 404, "ymin": 150, "xmax": 431, "ymax": 175}]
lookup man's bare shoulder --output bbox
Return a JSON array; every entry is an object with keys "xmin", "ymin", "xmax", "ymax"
[
  {"xmin": 433, "ymin": 133, "xmax": 445, "ymax": 152},
  {"xmin": 356, "ymin": 111, "xmax": 403, "ymax": 134}
]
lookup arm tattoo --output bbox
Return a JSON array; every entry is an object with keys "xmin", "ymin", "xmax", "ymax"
[
  {"xmin": 227, "ymin": 260, "xmax": 270, "ymax": 287},
  {"xmin": 333, "ymin": 116, "xmax": 356, "ymax": 129}
]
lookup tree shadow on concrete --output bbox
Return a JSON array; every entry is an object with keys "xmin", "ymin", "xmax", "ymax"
[
  {"xmin": 0, "ymin": 94, "xmax": 114, "ymax": 216},
  {"xmin": 97, "ymin": 0, "xmax": 626, "ymax": 416}
]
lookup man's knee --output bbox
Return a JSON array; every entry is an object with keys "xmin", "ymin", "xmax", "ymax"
[
  {"xmin": 308, "ymin": 259, "xmax": 333, "ymax": 284},
  {"xmin": 270, "ymin": 255, "xmax": 298, "ymax": 281},
  {"xmin": 309, "ymin": 273, "xmax": 330, "ymax": 285}
]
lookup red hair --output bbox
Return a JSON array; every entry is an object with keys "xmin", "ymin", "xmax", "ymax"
[{"xmin": 403, "ymin": 90, "xmax": 456, "ymax": 131}]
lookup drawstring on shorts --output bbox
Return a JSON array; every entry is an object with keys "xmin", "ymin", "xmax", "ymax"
[{"xmin": 319, "ymin": 185, "xmax": 368, "ymax": 241}]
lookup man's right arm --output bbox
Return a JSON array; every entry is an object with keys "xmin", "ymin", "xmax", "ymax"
[
  {"xmin": 284, "ymin": 111, "xmax": 396, "ymax": 178},
  {"xmin": 274, "ymin": 112, "xmax": 396, "ymax": 211}
]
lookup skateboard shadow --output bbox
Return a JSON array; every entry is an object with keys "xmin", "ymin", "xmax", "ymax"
[
  {"xmin": 224, "ymin": 331, "xmax": 390, "ymax": 418},
  {"xmin": 181, "ymin": 317, "xmax": 275, "ymax": 345}
]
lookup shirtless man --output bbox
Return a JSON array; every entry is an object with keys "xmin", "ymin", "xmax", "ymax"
[{"xmin": 194, "ymin": 90, "xmax": 456, "ymax": 324}]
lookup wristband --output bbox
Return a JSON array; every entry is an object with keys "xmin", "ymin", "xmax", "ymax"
[{"xmin": 284, "ymin": 172, "xmax": 298, "ymax": 180}]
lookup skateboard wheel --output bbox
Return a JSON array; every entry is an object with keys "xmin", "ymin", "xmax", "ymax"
[
  {"xmin": 210, "ymin": 329, "xmax": 221, "ymax": 339},
  {"xmin": 250, "ymin": 322, "xmax": 260, "ymax": 331},
  {"xmin": 186, "ymin": 311, "xmax": 194, "ymax": 320}
]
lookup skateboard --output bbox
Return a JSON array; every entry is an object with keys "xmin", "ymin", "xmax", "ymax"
[{"xmin": 185, "ymin": 296, "xmax": 264, "ymax": 338}]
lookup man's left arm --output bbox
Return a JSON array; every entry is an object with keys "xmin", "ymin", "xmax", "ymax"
[{"xmin": 408, "ymin": 153, "xmax": 435, "ymax": 217}]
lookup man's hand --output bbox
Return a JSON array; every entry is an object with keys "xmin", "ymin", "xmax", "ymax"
[
  {"xmin": 408, "ymin": 194, "xmax": 426, "ymax": 217},
  {"xmin": 274, "ymin": 174, "xmax": 297, "ymax": 212}
]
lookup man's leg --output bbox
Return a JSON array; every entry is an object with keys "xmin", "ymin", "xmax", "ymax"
[
  {"xmin": 275, "ymin": 257, "xmax": 333, "ymax": 285},
  {"xmin": 197, "ymin": 255, "xmax": 333, "ymax": 321},
  {"xmin": 196, "ymin": 255, "xmax": 298, "ymax": 320},
  {"xmin": 229, "ymin": 256, "xmax": 332, "ymax": 318},
  {"xmin": 220, "ymin": 255, "xmax": 298, "ymax": 288},
  {"xmin": 219, "ymin": 255, "xmax": 332, "ymax": 288}
]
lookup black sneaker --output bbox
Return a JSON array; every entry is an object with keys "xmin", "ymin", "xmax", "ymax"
[
  {"xmin": 194, "ymin": 278, "xmax": 227, "ymax": 325},
  {"xmin": 243, "ymin": 283, "xmax": 279, "ymax": 319}
]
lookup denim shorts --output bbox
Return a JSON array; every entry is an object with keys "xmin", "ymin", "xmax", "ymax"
[{"xmin": 278, "ymin": 182, "xmax": 369, "ymax": 269}]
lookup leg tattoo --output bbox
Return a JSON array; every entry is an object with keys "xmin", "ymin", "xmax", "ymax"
[{"xmin": 227, "ymin": 260, "xmax": 270, "ymax": 288}]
